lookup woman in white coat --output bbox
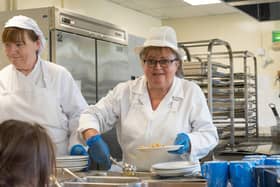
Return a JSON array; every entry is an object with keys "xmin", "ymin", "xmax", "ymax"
[
  {"xmin": 78, "ymin": 26, "xmax": 219, "ymax": 171},
  {"xmin": 0, "ymin": 15, "xmax": 88, "ymax": 156}
]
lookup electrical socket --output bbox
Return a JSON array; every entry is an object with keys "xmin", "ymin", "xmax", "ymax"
[{"xmin": 256, "ymin": 48, "xmax": 266, "ymax": 57}]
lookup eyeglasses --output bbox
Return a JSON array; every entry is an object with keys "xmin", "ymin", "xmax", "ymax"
[{"xmin": 143, "ymin": 58, "xmax": 178, "ymax": 68}]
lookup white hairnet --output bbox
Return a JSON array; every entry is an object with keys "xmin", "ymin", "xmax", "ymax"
[
  {"xmin": 134, "ymin": 26, "xmax": 180, "ymax": 56},
  {"xmin": 4, "ymin": 15, "xmax": 46, "ymax": 55}
]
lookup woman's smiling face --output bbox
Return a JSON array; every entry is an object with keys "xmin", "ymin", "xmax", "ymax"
[
  {"xmin": 2, "ymin": 28, "xmax": 40, "ymax": 74},
  {"xmin": 142, "ymin": 47, "xmax": 179, "ymax": 90}
]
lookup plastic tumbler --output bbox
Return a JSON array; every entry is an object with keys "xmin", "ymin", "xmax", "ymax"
[
  {"xmin": 229, "ymin": 160, "xmax": 256, "ymax": 187},
  {"xmin": 201, "ymin": 161, "xmax": 229, "ymax": 187}
]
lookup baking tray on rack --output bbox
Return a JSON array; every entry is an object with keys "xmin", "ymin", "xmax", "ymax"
[
  {"xmin": 212, "ymin": 88, "xmax": 231, "ymax": 96},
  {"xmin": 212, "ymin": 72, "xmax": 230, "ymax": 78},
  {"xmin": 213, "ymin": 98, "xmax": 232, "ymax": 102},
  {"xmin": 213, "ymin": 107, "xmax": 231, "ymax": 112},
  {"xmin": 213, "ymin": 111, "xmax": 230, "ymax": 117}
]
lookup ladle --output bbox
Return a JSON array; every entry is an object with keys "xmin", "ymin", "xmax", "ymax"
[
  {"xmin": 269, "ymin": 103, "xmax": 280, "ymax": 126},
  {"xmin": 110, "ymin": 156, "xmax": 137, "ymax": 176},
  {"xmin": 50, "ymin": 175, "xmax": 62, "ymax": 187},
  {"xmin": 62, "ymin": 168, "xmax": 86, "ymax": 182}
]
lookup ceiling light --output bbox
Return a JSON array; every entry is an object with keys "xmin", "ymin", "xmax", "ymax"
[{"xmin": 183, "ymin": 0, "xmax": 221, "ymax": 5}]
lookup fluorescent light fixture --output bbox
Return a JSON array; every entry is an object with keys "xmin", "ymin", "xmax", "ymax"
[{"xmin": 183, "ymin": 0, "xmax": 221, "ymax": 5}]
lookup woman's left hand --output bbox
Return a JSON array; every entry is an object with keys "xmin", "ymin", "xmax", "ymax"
[{"xmin": 168, "ymin": 133, "xmax": 191, "ymax": 154}]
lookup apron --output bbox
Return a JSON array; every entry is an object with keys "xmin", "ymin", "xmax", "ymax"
[
  {"xmin": 0, "ymin": 62, "xmax": 68, "ymax": 155},
  {"xmin": 120, "ymin": 81, "xmax": 184, "ymax": 171}
]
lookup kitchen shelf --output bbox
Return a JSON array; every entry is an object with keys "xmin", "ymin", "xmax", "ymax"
[
  {"xmin": 231, "ymin": 51, "xmax": 259, "ymax": 140},
  {"xmin": 179, "ymin": 39, "xmax": 235, "ymax": 147},
  {"xmin": 179, "ymin": 42, "xmax": 259, "ymax": 147}
]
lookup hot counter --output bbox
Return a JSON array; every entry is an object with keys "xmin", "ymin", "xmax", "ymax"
[{"xmin": 56, "ymin": 170, "xmax": 207, "ymax": 187}]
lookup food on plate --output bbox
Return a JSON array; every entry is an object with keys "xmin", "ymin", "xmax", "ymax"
[{"xmin": 139, "ymin": 143, "xmax": 164, "ymax": 148}]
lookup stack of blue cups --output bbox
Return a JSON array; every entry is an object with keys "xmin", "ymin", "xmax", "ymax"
[
  {"xmin": 201, "ymin": 161, "xmax": 229, "ymax": 187},
  {"xmin": 229, "ymin": 160, "xmax": 256, "ymax": 187},
  {"xmin": 265, "ymin": 156, "xmax": 280, "ymax": 165},
  {"xmin": 254, "ymin": 155, "xmax": 280, "ymax": 187},
  {"xmin": 242, "ymin": 155, "xmax": 267, "ymax": 165},
  {"xmin": 248, "ymin": 155, "xmax": 280, "ymax": 187},
  {"xmin": 240, "ymin": 155, "xmax": 267, "ymax": 187},
  {"xmin": 201, "ymin": 155, "xmax": 280, "ymax": 187}
]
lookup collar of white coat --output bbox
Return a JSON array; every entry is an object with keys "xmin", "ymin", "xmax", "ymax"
[
  {"xmin": 131, "ymin": 75, "xmax": 184, "ymax": 105},
  {"xmin": 36, "ymin": 57, "xmax": 49, "ymax": 88}
]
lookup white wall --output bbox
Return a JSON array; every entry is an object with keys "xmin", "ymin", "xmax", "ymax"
[
  {"xmin": 163, "ymin": 13, "xmax": 280, "ymax": 134},
  {"xmin": 0, "ymin": 0, "xmax": 9, "ymax": 12}
]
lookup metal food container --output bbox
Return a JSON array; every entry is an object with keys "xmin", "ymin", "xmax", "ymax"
[
  {"xmin": 271, "ymin": 126, "xmax": 280, "ymax": 145},
  {"xmin": 62, "ymin": 177, "xmax": 207, "ymax": 187},
  {"xmin": 63, "ymin": 176, "xmax": 145, "ymax": 187}
]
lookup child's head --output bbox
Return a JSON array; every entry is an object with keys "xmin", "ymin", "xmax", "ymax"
[{"xmin": 0, "ymin": 120, "xmax": 56, "ymax": 187}]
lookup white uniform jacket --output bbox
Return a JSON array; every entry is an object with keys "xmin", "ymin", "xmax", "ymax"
[
  {"xmin": 79, "ymin": 76, "xmax": 218, "ymax": 170},
  {"xmin": 0, "ymin": 58, "xmax": 88, "ymax": 155}
]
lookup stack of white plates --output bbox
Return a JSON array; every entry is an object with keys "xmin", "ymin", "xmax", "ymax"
[
  {"xmin": 151, "ymin": 161, "xmax": 200, "ymax": 177},
  {"xmin": 56, "ymin": 155, "xmax": 88, "ymax": 172}
]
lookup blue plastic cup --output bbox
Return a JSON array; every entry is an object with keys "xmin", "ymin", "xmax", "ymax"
[
  {"xmin": 229, "ymin": 161, "xmax": 256, "ymax": 187},
  {"xmin": 243, "ymin": 155, "xmax": 267, "ymax": 159},
  {"xmin": 201, "ymin": 161, "xmax": 228, "ymax": 187},
  {"xmin": 254, "ymin": 166, "xmax": 280, "ymax": 187},
  {"xmin": 269, "ymin": 155, "xmax": 280, "ymax": 158},
  {"xmin": 243, "ymin": 157, "xmax": 266, "ymax": 165},
  {"xmin": 264, "ymin": 157, "xmax": 280, "ymax": 165},
  {"xmin": 243, "ymin": 155, "xmax": 267, "ymax": 165}
]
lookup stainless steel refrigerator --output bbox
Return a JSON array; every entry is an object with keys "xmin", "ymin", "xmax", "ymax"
[{"xmin": 0, "ymin": 7, "xmax": 130, "ymax": 104}]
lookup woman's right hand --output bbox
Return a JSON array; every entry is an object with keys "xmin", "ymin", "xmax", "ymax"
[
  {"xmin": 86, "ymin": 135, "xmax": 112, "ymax": 170},
  {"xmin": 70, "ymin": 144, "xmax": 88, "ymax": 155}
]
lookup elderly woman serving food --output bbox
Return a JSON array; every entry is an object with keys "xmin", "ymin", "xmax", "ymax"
[{"xmin": 78, "ymin": 26, "xmax": 219, "ymax": 171}]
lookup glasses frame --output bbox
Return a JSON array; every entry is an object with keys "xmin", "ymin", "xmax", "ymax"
[{"xmin": 143, "ymin": 58, "xmax": 178, "ymax": 68}]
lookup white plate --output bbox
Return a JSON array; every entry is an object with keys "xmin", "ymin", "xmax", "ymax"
[
  {"xmin": 136, "ymin": 145, "xmax": 183, "ymax": 152},
  {"xmin": 56, "ymin": 155, "xmax": 88, "ymax": 161},
  {"xmin": 56, "ymin": 160, "xmax": 88, "ymax": 168},
  {"xmin": 152, "ymin": 161, "xmax": 200, "ymax": 170},
  {"xmin": 151, "ymin": 167, "xmax": 200, "ymax": 177}
]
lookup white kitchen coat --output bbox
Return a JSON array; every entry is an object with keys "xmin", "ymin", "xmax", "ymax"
[
  {"xmin": 79, "ymin": 76, "xmax": 218, "ymax": 171},
  {"xmin": 0, "ymin": 58, "xmax": 88, "ymax": 155}
]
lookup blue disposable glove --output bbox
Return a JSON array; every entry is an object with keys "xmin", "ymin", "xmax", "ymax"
[
  {"xmin": 168, "ymin": 133, "xmax": 191, "ymax": 154},
  {"xmin": 86, "ymin": 134, "xmax": 111, "ymax": 170},
  {"xmin": 70, "ymin": 144, "xmax": 88, "ymax": 155},
  {"xmin": 70, "ymin": 144, "xmax": 90, "ymax": 171}
]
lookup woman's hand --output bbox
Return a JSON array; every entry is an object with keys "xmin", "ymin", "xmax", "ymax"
[
  {"xmin": 86, "ymin": 135, "xmax": 111, "ymax": 170},
  {"xmin": 168, "ymin": 133, "xmax": 191, "ymax": 154}
]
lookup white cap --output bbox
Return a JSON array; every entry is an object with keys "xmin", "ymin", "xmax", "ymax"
[
  {"xmin": 4, "ymin": 15, "xmax": 46, "ymax": 55},
  {"xmin": 135, "ymin": 26, "xmax": 180, "ymax": 57}
]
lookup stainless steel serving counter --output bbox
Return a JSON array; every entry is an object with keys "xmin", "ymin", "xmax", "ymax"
[{"xmin": 57, "ymin": 170, "xmax": 207, "ymax": 187}]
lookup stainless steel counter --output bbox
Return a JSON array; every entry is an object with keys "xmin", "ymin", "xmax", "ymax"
[{"xmin": 57, "ymin": 170, "xmax": 206, "ymax": 187}]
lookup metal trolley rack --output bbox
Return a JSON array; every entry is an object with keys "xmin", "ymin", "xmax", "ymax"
[
  {"xmin": 232, "ymin": 51, "xmax": 258, "ymax": 140},
  {"xmin": 179, "ymin": 39, "xmax": 235, "ymax": 147}
]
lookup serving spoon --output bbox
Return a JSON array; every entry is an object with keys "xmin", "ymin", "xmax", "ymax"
[
  {"xmin": 50, "ymin": 175, "xmax": 63, "ymax": 187},
  {"xmin": 110, "ymin": 156, "xmax": 137, "ymax": 176},
  {"xmin": 62, "ymin": 168, "xmax": 86, "ymax": 182}
]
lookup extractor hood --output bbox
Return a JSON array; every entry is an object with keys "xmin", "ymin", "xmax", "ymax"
[{"xmin": 223, "ymin": 0, "xmax": 280, "ymax": 21}]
